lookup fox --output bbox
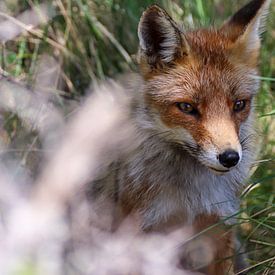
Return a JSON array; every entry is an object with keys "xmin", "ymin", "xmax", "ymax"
[{"xmin": 89, "ymin": 0, "xmax": 271, "ymax": 274}]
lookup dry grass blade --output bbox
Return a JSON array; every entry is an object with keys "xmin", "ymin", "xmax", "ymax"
[{"xmin": 236, "ymin": 256, "xmax": 275, "ymax": 274}]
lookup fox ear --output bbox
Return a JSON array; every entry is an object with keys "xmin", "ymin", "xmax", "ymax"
[
  {"xmin": 221, "ymin": 0, "xmax": 270, "ymax": 62},
  {"xmin": 138, "ymin": 5, "xmax": 188, "ymax": 69}
]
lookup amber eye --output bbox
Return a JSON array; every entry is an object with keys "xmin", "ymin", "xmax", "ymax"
[
  {"xmin": 176, "ymin": 102, "xmax": 197, "ymax": 115},
  {"xmin": 233, "ymin": 100, "xmax": 246, "ymax": 112}
]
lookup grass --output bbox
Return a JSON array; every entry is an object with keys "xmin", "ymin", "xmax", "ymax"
[{"xmin": 0, "ymin": 0, "xmax": 274, "ymax": 274}]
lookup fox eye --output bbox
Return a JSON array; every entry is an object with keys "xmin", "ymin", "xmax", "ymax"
[
  {"xmin": 233, "ymin": 100, "xmax": 246, "ymax": 112},
  {"xmin": 176, "ymin": 102, "xmax": 197, "ymax": 115}
]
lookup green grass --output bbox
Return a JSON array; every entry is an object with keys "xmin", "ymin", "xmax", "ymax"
[{"xmin": 0, "ymin": 0, "xmax": 274, "ymax": 274}]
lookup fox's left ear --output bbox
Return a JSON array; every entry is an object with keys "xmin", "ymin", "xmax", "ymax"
[{"xmin": 221, "ymin": 0, "xmax": 270, "ymax": 64}]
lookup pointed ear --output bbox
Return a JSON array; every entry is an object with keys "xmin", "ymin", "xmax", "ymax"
[
  {"xmin": 137, "ymin": 5, "xmax": 188, "ymax": 70},
  {"xmin": 220, "ymin": 0, "xmax": 270, "ymax": 64}
]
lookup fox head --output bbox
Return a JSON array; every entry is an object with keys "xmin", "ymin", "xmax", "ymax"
[{"xmin": 137, "ymin": 0, "xmax": 270, "ymax": 173}]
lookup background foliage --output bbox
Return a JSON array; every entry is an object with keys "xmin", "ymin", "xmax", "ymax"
[{"xmin": 0, "ymin": 0, "xmax": 274, "ymax": 274}]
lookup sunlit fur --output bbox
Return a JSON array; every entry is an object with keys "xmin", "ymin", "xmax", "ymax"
[{"xmin": 93, "ymin": 0, "xmax": 270, "ymax": 273}]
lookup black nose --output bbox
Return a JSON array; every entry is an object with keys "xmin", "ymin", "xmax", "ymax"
[{"xmin": 218, "ymin": 150, "xmax": 240, "ymax": 168}]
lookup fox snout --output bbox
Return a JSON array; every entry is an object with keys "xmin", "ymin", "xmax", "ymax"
[
  {"xmin": 197, "ymin": 119, "xmax": 243, "ymax": 173},
  {"xmin": 200, "ymin": 144, "xmax": 242, "ymax": 173},
  {"xmin": 218, "ymin": 150, "xmax": 240, "ymax": 168},
  {"xmin": 200, "ymin": 145, "xmax": 242, "ymax": 173}
]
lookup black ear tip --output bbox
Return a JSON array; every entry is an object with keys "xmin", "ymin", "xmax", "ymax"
[
  {"xmin": 140, "ymin": 4, "xmax": 169, "ymax": 22},
  {"xmin": 143, "ymin": 4, "xmax": 165, "ymax": 15},
  {"xmin": 229, "ymin": 0, "xmax": 267, "ymax": 27}
]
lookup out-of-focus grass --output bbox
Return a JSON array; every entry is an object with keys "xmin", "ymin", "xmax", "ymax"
[{"xmin": 0, "ymin": 0, "xmax": 274, "ymax": 274}]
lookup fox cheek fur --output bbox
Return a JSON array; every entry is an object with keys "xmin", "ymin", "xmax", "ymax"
[{"xmin": 137, "ymin": 0, "xmax": 269, "ymax": 172}]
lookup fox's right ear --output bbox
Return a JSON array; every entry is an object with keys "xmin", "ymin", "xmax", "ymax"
[{"xmin": 137, "ymin": 5, "xmax": 188, "ymax": 73}]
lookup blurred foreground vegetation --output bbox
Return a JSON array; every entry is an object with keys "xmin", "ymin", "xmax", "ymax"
[{"xmin": 0, "ymin": 0, "xmax": 274, "ymax": 274}]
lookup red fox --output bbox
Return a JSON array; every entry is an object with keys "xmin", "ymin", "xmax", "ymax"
[{"xmin": 91, "ymin": 0, "xmax": 270, "ymax": 274}]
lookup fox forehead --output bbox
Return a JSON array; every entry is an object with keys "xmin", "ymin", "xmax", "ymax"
[
  {"xmin": 146, "ymin": 58, "xmax": 258, "ymax": 105},
  {"xmin": 186, "ymin": 29, "xmax": 235, "ymax": 63}
]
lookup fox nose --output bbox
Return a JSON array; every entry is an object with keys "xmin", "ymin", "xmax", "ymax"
[{"xmin": 218, "ymin": 150, "xmax": 240, "ymax": 168}]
